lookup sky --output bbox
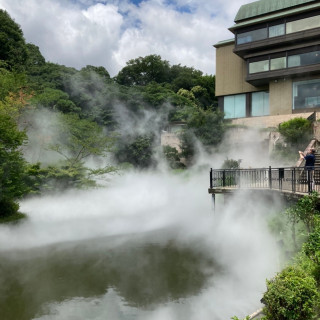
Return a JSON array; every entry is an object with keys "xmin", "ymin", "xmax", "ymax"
[{"xmin": 0, "ymin": 0, "xmax": 253, "ymax": 77}]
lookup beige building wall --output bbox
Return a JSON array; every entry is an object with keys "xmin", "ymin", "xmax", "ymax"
[
  {"xmin": 269, "ymin": 79, "xmax": 292, "ymax": 115},
  {"xmin": 215, "ymin": 43, "xmax": 258, "ymax": 97}
]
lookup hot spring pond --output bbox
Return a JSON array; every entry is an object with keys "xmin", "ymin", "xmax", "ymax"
[{"xmin": 0, "ymin": 233, "xmax": 221, "ymax": 320}]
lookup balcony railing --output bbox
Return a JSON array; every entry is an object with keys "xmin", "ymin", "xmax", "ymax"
[{"xmin": 209, "ymin": 166, "xmax": 319, "ymax": 195}]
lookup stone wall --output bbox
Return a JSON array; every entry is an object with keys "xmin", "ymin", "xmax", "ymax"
[{"xmin": 230, "ymin": 112, "xmax": 318, "ymax": 129}]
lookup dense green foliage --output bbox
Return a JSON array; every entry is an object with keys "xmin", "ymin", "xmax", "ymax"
[
  {"xmin": 262, "ymin": 266, "xmax": 318, "ymax": 320},
  {"xmin": 233, "ymin": 193, "xmax": 320, "ymax": 320},
  {"xmin": 221, "ymin": 158, "xmax": 240, "ymax": 169},
  {"xmin": 0, "ymin": 9, "xmax": 225, "ymax": 218},
  {"xmin": 278, "ymin": 117, "xmax": 312, "ymax": 145},
  {"xmin": 258, "ymin": 193, "xmax": 320, "ymax": 320},
  {"xmin": 0, "ymin": 113, "xmax": 27, "ymax": 217},
  {"xmin": 271, "ymin": 117, "xmax": 313, "ymax": 164},
  {"xmin": 0, "ymin": 10, "xmax": 27, "ymax": 71}
]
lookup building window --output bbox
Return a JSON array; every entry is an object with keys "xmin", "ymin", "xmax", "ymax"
[
  {"xmin": 293, "ymin": 79, "xmax": 320, "ymax": 110},
  {"xmin": 224, "ymin": 94, "xmax": 246, "ymax": 119},
  {"xmin": 270, "ymin": 56, "xmax": 286, "ymax": 70},
  {"xmin": 288, "ymin": 50, "xmax": 320, "ymax": 68},
  {"xmin": 249, "ymin": 59, "xmax": 269, "ymax": 73},
  {"xmin": 251, "ymin": 92, "xmax": 269, "ymax": 116},
  {"xmin": 237, "ymin": 27, "xmax": 268, "ymax": 45},
  {"xmin": 236, "ymin": 14, "xmax": 320, "ymax": 46},
  {"xmin": 269, "ymin": 24, "xmax": 285, "ymax": 37},
  {"xmin": 249, "ymin": 48, "xmax": 320, "ymax": 74},
  {"xmin": 287, "ymin": 15, "xmax": 320, "ymax": 34}
]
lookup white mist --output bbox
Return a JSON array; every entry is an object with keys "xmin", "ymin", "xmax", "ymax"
[{"xmin": 0, "ymin": 168, "xmax": 282, "ymax": 320}]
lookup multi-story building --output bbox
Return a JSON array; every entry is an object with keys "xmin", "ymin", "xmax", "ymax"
[{"xmin": 215, "ymin": 0, "xmax": 320, "ymax": 127}]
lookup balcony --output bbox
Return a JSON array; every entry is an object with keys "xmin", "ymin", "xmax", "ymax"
[
  {"xmin": 246, "ymin": 63, "xmax": 320, "ymax": 86},
  {"xmin": 234, "ymin": 27, "xmax": 320, "ymax": 58}
]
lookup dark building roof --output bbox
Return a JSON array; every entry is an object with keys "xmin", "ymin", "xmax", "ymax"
[{"xmin": 235, "ymin": 0, "xmax": 317, "ymax": 22}]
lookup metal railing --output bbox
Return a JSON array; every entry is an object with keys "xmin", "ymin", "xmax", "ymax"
[{"xmin": 209, "ymin": 166, "xmax": 320, "ymax": 194}]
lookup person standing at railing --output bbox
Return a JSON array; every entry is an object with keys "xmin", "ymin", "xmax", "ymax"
[{"xmin": 299, "ymin": 148, "xmax": 316, "ymax": 191}]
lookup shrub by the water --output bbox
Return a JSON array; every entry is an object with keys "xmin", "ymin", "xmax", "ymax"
[
  {"xmin": 262, "ymin": 266, "xmax": 319, "ymax": 320},
  {"xmin": 0, "ymin": 198, "xmax": 19, "ymax": 218}
]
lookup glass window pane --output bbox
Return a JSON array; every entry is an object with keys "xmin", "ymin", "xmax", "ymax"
[
  {"xmin": 224, "ymin": 96, "xmax": 234, "ymax": 119},
  {"xmin": 269, "ymin": 24, "xmax": 285, "ymax": 37},
  {"xmin": 299, "ymin": 51, "xmax": 320, "ymax": 66},
  {"xmin": 251, "ymin": 92, "xmax": 269, "ymax": 116},
  {"xmin": 288, "ymin": 51, "xmax": 320, "ymax": 68},
  {"xmin": 237, "ymin": 28, "xmax": 267, "ymax": 44},
  {"xmin": 249, "ymin": 60, "xmax": 269, "ymax": 73},
  {"xmin": 288, "ymin": 55, "xmax": 301, "ymax": 67},
  {"xmin": 224, "ymin": 94, "xmax": 246, "ymax": 119},
  {"xmin": 293, "ymin": 79, "xmax": 320, "ymax": 110},
  {"xmin": 234, "ymin": 95, "xmax": 246, "ymax": 118},
  {"xmin": 287, "ymin": 15, "xmax": 320, "ymax": 34},
  {"xmin": 270, "ymin": 57, "xmax": 286, "ymax": 70}
]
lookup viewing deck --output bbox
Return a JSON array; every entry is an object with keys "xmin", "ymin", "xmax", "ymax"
[{"xmin": 209, "ymin": 167, "xmax": 320, "ymax": 199}]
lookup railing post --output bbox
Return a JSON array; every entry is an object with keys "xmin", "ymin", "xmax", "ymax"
[
  {"xmin": 222, "ymin": 170, "xmax": 226, "ymax": 187},
  {"xmin": 279, "ymin": 168, "xmax": 284, "ymax": 190},
  {"xmin": 210, "ymin": 168, "xmax": 213, "ymax": 189},
  {"xmin": 292, "ymin": 167, "xmax": 296, "ymax": 193},
  {"xmin": 269, "ymin": 166, "xmax": 272, "ymax": 189}
]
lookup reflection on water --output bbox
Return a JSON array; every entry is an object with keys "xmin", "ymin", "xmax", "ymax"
[{"xmin": 0, "ymin": 233, "xmax": 219, "ymax": 320}]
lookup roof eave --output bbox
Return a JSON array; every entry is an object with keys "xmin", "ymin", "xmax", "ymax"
[{"xmin": 229, "ymin": 2, "xmax": 320, "ymax": 33}]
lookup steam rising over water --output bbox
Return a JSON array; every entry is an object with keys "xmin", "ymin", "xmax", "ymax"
[{"xmin": 0, "ymin": 169, "xmax": 282, "ymax": 319}]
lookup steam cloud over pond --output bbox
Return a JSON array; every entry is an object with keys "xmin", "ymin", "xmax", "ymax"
[{"xmin": 0, "ymin": 169, "xmax": 282, "ymax": 320}]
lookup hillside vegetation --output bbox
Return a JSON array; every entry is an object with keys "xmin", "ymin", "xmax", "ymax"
[{"xmin": 0, "ymin": 9, "xmax": 224, "ymax": 218}]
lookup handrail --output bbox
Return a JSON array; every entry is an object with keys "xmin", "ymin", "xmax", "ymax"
[{"xmin": 209, "ymin": 166, "xmax": 319, "ymax": 194}]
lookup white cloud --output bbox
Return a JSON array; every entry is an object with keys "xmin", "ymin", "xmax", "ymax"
[{"xmin": 0, "ymin": 0, "xmax": 253, "ymax": 76}]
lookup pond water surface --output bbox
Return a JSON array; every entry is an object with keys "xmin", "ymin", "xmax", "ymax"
[{"xmin": 0, "ymin": 171, "xmax": 281, "ymax": 320}]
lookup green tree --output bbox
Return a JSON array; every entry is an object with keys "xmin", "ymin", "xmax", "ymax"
[
  {"xmin": 0, "ymin": 67, "xmax": 27, "ymax": 101},
  {"xmin": 116, "ymin": 54, "xmax": 171, "ymax": 86},
  {"xmin": 221, "ymin": 158, "xmax": 240, "ymax": 169},
  {"xmin": 294, "ymin": 192, "xmax": 320, "ymax": 234},
  {"xmin": 0, "ymin": 9, "xmax": 28, "ymax": 71},
  {"xmin": 25, "ymin": 43, "xmax": 46, "ymax": 70},
  {"xmin": 169, "ymin": 64, "xmax": 202, "ymax": 91},
  {"xmin": 115, "ymin": 134, "xmax": 155, "ymax": 168},
  {"xmin": 63, "ymin": 68, "xmax": 118, "ymax": 128},
  {"xmin": 278, "ymin": 117, "xmax": 312, "ymax": 146},
  {"xmin": 262, "ymin": 266, "xmax": 318, "ymax": 320},
  {"xmin": 0, "ymin": 113, "xmax": 28, "ymax": 217},
  {"xmin": 196, "ymin": 75, "xmax": 217, "ymax": 109},
  {"xmin": 177, "ymin": 88, "xmax": 196, "ymax": 103},
  {"xmin": 179, "ymin": 130, "xmax": 197, "ymax": 164},
  {"xmin": 80, "ymin": 65, "xmax": 110, "ymax": 82},
  {"xmin": 304, "ymin": 222, "xmax": 320, "ymax": 266},
  {"xmin": 162, "ymin": 145, "xmax": 185, "ymax": 169},
  {"xmin": 31, "ymin": 87, "xmax": 80, "ymax": 114},
  {"xmin": 188, "ymin": 108, "xmax": 225, "ymax": 147},
  {"xmin": 26, "ymin": 62, "xmax": 77, "ymax": 91},
  {"xmin": 49, "ymin": 113, "xmax": 115, "ymax": 168}
]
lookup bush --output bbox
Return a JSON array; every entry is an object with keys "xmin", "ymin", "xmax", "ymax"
[
  {"xmin": 278, "ymin": 117, "xmax": 312, "ymax": 146},
  {"xmin": 262, "ymin": 266, "xmax": 318, "ymax": 320},
  {"xmin": 221, "ymin": 158, "xmax": 240, "ymax": 169},
  {"xmin": 0, "ymin": 198, "xmax": 19, "ymax": 218},
  {"xmin": 162, "ymin": 145, "xmax": 185, "ymax": 169}
]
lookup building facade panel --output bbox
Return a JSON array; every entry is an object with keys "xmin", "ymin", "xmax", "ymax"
[
  {"xmin": 215, "ymin": 0, "xmax": 320, "ymax": 122},
  {"xmin": 269, "ymin": 79, "xmax": 292, "ymax": 115},
  {"xmin": 215, "ymin": 43, "xmax": 258, "ymax": 96}
]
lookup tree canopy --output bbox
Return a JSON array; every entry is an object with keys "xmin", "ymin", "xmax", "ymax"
[
  {"xmin": 0, "ymin": 9, "xmax": 224, "ymax": 217},
  {"xmin": 0, "ymin": 9, "xmax": 28, "ymax": 71}
]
